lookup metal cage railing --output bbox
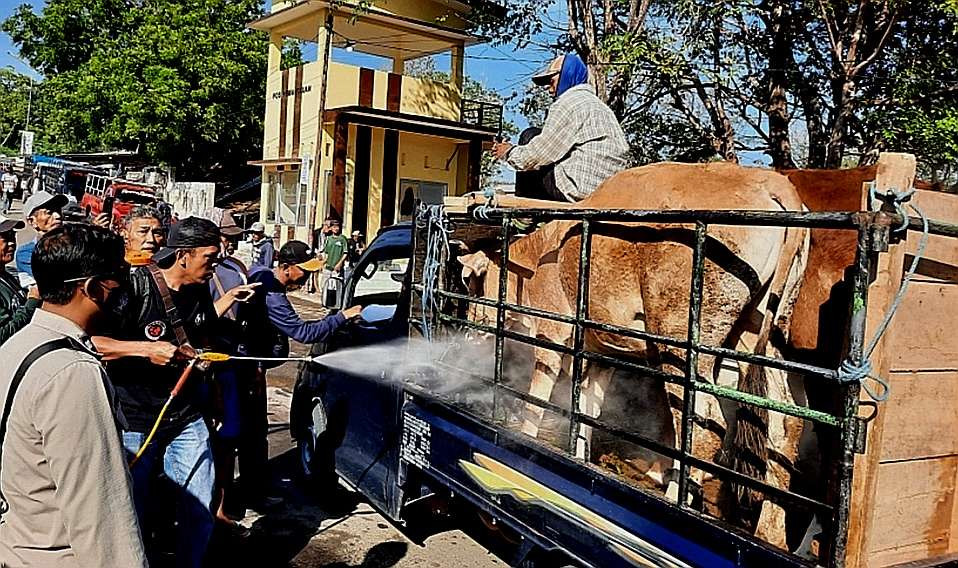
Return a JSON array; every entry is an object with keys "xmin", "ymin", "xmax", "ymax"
[{"xmin": 408, "ymin": 205, "xmax": 958, "ymax": 567}]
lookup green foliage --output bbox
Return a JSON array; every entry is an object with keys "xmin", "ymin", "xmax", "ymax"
[
  {"xmin": 2, "ymin": 0, "xmax": 270, "ymax": 182},
  {"xmin": 0, "ymin": 69, "xmax": 35, "ymax": 155}
]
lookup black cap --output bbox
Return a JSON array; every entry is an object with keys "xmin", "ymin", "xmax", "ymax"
[
  {"xmin": 153, "ymin": 216, "xmax": 221, "ymax": 266},
  {"xmin": 277, "ymin": 240, "xmax": 323, "ymax": 272}
]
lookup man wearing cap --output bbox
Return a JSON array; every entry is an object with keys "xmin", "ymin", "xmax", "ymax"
[
  {"xmin": 15, "ymin": 190, "xmax": 67, "ymax": 284},
  {"xmin": 237, "ymin": 240, "xmax": 361, "ymax": 506},
  {"xmin": 347, "ymin": 230, "xmax": 365, "ymax": 269},
  {"xmin": 207, "ymin": 208, "xmax": 260, "ymax": 528},
  {"xmin": 0, "ymin": 215, "xmax": 39, "ymax": 345},
  {"xmin": 492, "ymin": 53, "xmax": 630, "ymax": 202},
  {"xmin": 92, "ymin": 216, "xmax": 229, "ymax": 567},
  {"xmin": 248, "ymin": 221, "xmax": 275, "ymax": 269}
]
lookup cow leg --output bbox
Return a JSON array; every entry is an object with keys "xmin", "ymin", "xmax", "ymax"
[
  {"xmin": 521, "ymin": 346, "xmax": 565, "ymax": 439},
  {"xmin": 574, "ymin": 363, "xmax": 614, "ymax": 461}
]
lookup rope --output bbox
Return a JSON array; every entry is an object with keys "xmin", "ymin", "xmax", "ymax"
[
  {"xmin": 417, "ymin": 204, "xmax": 452, "ymax": 342},
  {"xmin": 473, "ymin": 189, "xmax": 498, "ymax": 220},
  {"xmin": 837, "ymin": 186, "xmax": 930, "ymax": 402}
]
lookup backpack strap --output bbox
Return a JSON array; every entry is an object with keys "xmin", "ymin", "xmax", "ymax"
[
  {"xmin": 0, "ymin": 337, "xmax": 85, "ymax": 515},
  {"xmin": 145, "ymin": 263, "xmax": 191, "ymax": 349}
]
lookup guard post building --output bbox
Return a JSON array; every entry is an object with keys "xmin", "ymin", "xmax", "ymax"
[{"xmin": 249, "ymin": 0, "xmax": 503, "ymax": 245}]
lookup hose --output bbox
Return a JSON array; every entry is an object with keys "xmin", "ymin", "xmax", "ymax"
[{"xmin": 129, "ymin": 360, "xmax": 196, "ymax": 467}]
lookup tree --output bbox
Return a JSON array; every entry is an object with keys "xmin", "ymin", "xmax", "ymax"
[
  {"xmin": 0, "ymin": 69, "xmax": 35, "ymax": 154},
  {"xmin": 3, "ymin": 0, "xmax": 270, "ymax": 183},
  {"xmin": 475, "ymin": 0, "xmax": 958, "ymax": 186}
]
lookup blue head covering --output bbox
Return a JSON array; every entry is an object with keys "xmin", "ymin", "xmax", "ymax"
[{"xmin": 555, "ymin": 53, "xmax": 589, "ymax": 99}]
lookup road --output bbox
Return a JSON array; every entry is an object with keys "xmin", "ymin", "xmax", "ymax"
[{"xmin": 208, "ymin": 294, "xmax": 509, "ymax": 568}]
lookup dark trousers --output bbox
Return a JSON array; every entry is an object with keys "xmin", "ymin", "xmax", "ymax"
[
  {"xmin": 238, "ymin": 366, "xmax": 269, "ymax": 501},
  {"xmin": 514, "ymin": 127, "xmax": 565, "ymax": 202}
]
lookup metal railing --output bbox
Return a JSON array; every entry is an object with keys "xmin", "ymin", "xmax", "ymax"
[
  {"xmin": 409, "ymin": 204, "xmax": 958, "ymax": 567},
  {"xmin": 460, "ymin": 98, "xmax": 503, "ymax": 133}
]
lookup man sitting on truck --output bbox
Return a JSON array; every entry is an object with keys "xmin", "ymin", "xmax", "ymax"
[{"xmin": 491, "ymin": 53, "xmax": 630, "ymax": 202}]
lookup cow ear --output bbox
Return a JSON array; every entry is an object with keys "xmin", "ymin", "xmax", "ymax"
[{"xmin": 459, "ymin": 252, "xmax": 488, "ymax": 281}]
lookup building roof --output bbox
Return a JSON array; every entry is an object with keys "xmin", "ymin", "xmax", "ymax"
[{"xmin": 249, "ymin": 1, "xmax": 489, "ymax": 57}]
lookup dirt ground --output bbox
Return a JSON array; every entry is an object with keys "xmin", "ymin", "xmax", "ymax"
[{"xmin": 205, "ymin": 294, "xmax": 509, "ymax": 568}]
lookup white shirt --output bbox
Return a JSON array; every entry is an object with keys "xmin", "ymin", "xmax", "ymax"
[{"xmin": 1, "ymin": 174, "xmax": 17, "ymax": 194}]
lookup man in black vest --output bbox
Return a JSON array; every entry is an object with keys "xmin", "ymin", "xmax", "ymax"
[{"xmin": 93, "ymin": 217, "xmax": 227, "ymax": 568}]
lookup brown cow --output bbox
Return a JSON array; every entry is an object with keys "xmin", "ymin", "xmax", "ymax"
[{"xmin": 459, "ymin": 161, "xmax": 811, "ymax": 548}]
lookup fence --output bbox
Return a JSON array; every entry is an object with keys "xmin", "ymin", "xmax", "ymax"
[{"xmin": 410, "ymin": 203, "xmax": 958, "ymax": 567}]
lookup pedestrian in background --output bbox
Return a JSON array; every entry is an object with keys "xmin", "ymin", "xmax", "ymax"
[
  {"xmin": 15, "ymin": 190, "xmax": 67, "ymax": 287},
  {"xmin": 320, "ymin": 220, "xmax": 348, "ymax": 302},
  {"xmin": 0, "ymin": 216, "xmax": 39, "ymax": 345},
  {"xmin": 347, "ymin": 230, "xmax": 365, "ymax": 269},
  {"xmin": 208, "ymin": 210, "xmax": 259, "ymax": 533},
  {"xmin": 0, "ymin": 224, "xmax": 148, "ymax": 568},
  {"xmin": 248, "ymin": 222, "xmax": 274, "ymax": 268},
  {"xmin": 0, "ymin": 167, "xmax": 18, "ymax": 215}
]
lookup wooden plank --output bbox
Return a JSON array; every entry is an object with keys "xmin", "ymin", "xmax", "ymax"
[
  {"xmin": 887, "ymin": 282, "xmax": 958, "ymax": 372},
  {"xmin": 878, "ymin": 371, "xmax": 958, "ymax": 462},
  {"xmin": 867, "ymin": 457, "xmax": 957, "ymax": 566},
  {"xmin": 847, "ymin": 153, "xmax": 915, "ymax": 568},
  {"xmin": 443, "ymin": 192, "xmax": 579, "ymax": 214}
]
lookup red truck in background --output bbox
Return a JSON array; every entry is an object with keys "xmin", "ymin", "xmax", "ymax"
[{"xmin": 82, "ymin": 174, "xmax": 159, "ymax": 227}]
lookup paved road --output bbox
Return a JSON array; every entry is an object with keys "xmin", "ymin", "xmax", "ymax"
[{"xmin": 209, "ymin": 294, "xmax": 509, "ymax": 568}]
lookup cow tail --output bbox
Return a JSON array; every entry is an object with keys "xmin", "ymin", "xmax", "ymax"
[{"xmin": 728, "ymin": 221, "xmax": 807, "ymax": 528}]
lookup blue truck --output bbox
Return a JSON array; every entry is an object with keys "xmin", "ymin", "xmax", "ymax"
[{"xmin": 290, "ymin": 201, "xmax": 958, "ymax": 568}]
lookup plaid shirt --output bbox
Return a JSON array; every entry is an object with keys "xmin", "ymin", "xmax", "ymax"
[{"xmin": 507, "ymin": 84, "xmax": 630, "ymax": 200}]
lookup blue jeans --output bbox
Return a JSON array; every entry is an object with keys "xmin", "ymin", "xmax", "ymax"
[{"xmin": 123, "ymin": 418, "xmax": 215, "ymax": 568}]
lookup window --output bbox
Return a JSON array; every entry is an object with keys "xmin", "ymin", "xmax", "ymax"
[
  {"xmin": 266, "ymin": 171, "xmax": 307, "ymax": 226},
  {"xmin": 398, "ymin": 180, "xmax": 447, "ymax": 221},
  {"xmin": 353, "ymin": 257, "xmax": 409, "ymax": 301}
]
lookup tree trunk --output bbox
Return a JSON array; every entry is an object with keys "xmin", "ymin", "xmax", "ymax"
[
  {"xmin": 826, "ymin": 75, "xmax": 856, "ymax": 168},
  {"xmin": 765, "ymin": 0, "xmax": 796, "ymax": 169}
]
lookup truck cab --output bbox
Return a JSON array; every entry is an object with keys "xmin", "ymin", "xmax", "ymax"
[{"xmin": 291, "ymin": 223, "xmax": 413, "ymax": 515}]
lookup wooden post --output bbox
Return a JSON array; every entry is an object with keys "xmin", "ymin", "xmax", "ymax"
[{"xmin": 845, "ymin": 153, "xmax": 915, "ymax": 567}]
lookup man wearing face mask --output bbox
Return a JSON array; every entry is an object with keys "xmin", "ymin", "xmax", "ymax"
[
  {"xmin": 236, "ymin": 240, "xmax": 361, "ymax": 507},
  {"xmin": 93, "ymin": 216, "xmax": 230, "ymax": 568},
  {"xmin": 492, "ymin": 53, "xmax": 630, "ymax": 202},
  {"xmin": 0, "ymin": 216, "xmax": 40, "ymax": 345},
  {"xmin": 0, "ymin": 224, "xmax": 148, "ymax": 567}
]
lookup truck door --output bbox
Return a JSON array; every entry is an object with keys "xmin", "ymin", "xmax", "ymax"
[{"xmin": 292, "ymin": 228, "xmax": 412, "ymax": 518}]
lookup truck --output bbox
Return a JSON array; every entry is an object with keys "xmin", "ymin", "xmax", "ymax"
[
  {"xmin": 81, "ymin": 173, "xmax": 158, "ymax": 226},
  {"xmin": 291, "ymin": 154, "xmax": 958, "ymax": 567}
]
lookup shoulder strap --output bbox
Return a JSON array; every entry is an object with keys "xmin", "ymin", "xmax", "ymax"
[
  {"xmin": 145, "ymin": 263, "xmax": 191, "ymax": 348},
  {"xmin": 0, "ymin": 337, "xmax": 84, "ymax": 515}
]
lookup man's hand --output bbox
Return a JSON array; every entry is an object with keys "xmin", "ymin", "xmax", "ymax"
[
  {"xmin": 27, "ymin": 286, "xmax": 40, "ymax": 300},
  {"xmin": 143, "ymin": 342, "xmax": 196, "ymax": 366},
  {"xmin": 492, "ymin": 141, "xmax": 514, "ymax": 160},
  {"xmin": 341, "ymin": 305, "xmax": 363, "ymax": 320},
  {"xmin": 227, "ymin": 282, "xmax": 261, "ymax": 303},
  {"xmin": 92, "ymin": 213, "xmax": 112, "ymax": 229}
]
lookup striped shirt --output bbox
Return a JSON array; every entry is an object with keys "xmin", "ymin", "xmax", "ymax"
[{"xmin": 506, "ymin": 84, "xmax": 630, "ymax": 200}]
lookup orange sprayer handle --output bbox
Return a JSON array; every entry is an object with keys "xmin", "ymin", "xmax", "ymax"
[{"xmin": 169, "ymin": 359, "xmax": 196, "ymax": 398}]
